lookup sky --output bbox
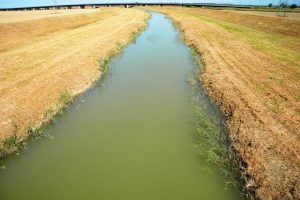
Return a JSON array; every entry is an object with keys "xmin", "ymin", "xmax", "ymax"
[{"xmin": 0, "ymin": 0, "xmax": 299, "ymax": 8}]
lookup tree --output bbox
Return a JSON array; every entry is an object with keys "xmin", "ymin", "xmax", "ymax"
[
  {"xmin": 268, "ymin": 3, "xmax": 273, "ymax": 7},
  {"xmin": 290, "ymin": 4, "xmax": 297, "ymax": 9}
]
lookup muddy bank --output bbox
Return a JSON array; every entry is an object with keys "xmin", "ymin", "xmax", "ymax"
[
  {"xmin": 151, "ymin": 7, "xmax": 300, "ymax": 199},
  {"xmin": 0, "ymin": 8, "xmax": 149, "ymax": 157}
]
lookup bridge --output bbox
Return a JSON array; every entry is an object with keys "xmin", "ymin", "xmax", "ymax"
[{"xmin": 0, "ymin": 3, "xmax": 251, "ymax": 11}]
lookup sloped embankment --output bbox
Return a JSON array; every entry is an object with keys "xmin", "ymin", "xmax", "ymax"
[{"xmin": 0, "ymin": 8, "xmax": 149, "ymax": 156}]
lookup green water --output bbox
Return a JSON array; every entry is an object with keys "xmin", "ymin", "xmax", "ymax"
[{"xmin": 0, "ymin": 12, "xmax": 243, "ymax": 200}]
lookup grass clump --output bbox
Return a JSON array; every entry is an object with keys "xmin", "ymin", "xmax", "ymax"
[
  {"xmin": 99, "ymin": 57, "xmax": 110, "ymax": 73},
  {"xmin": 44, "ymin": 108, "xmax": 55, "ymax": 119},
  {"xmin": 187, "ymin": 69, "xmax": 246, "ymax": 196},
  {"xmin": 192, "ymin": 102, "xmax": 242, "ymax": 192},
  {"xmin": 187, "ymin": 64, "xmax": 242, "ymax": 193},
  {"xmin": 99, "ymin": 21, "xmax": 148, "ymax": 74},
  {"xmin": 193, "ymin": 105, "xmax": 227, "ymax": 165},
  {"xmin": 99, "ymin": 44, "xmax": 123, "ymax": 74},
  {"xmin": 59, "ymin": 91, "xmax": 73, "ymax": 108},
  {"xmin": 3, "ymin": 134, "xmax": 18, "ymax": 154}
]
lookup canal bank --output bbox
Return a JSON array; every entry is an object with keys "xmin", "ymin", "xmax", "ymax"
[
  {"xmin": 151, "ymin": 7, "xmax": 300, "ymax": 199},
  {"xmin": 0, "ymin": 8, "xmax": 149, "ymax": 154},
  {"xmin": 0, "ymin": 12, "xmax": 243, "ymax": 199}
]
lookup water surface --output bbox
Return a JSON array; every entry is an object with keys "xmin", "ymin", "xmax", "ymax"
[{"xmin": 0, "ymin": 12, "xmax": 241, "ymax": 200}]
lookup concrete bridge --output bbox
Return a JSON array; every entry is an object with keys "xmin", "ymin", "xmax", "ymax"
[{"xmin": 0, "ymin": 3, "xmax": 251, "ymax": 11}]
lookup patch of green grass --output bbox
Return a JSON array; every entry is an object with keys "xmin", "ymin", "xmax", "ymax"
[
  {"xmin": 186, "ymin": 54, "xmax": 243, "ymax": 193},
  {"xmin": 295, "ymin": 94, "xmax": 300, "ymax": 101},
  {"xmin": 130, "ymin": 30, "xmax": 140, "ymax": 43},
  {"xmin": 3, "ymin": 134, "xmax": 18, "ymax": 153},
  {"xmin": 44, "ymin": 108, "xmax": 55, "ymax": 119},
  {"xmin": 99, "ymin": 19, "xmax": 149, "ymax": 74},
  {"xmin": 269, "ymin": 75, "xmax": 284, "ymax": 85},
  {"xmin": 99, "ymin": 58, "xmax": 110, "ymax": 73},
  {"xmin": 187, "ymin": 72, "xmax": 241, "ymax": 190},
  {"xmin": 270, "ymin": 98, "xmax": 281, "ymax": 113},
  {"xmin": 99, "ymin": 48, "xmax": 120, "ymax": 74},
  {"xmin": 193, "ymin": 105, "xmax": 226, "ymax": 162},
  {"xmin": 59, "ymin": 91, "xmax": 73, "ymax": 108},
  {"xmin": 186, "ymin": 13, "xmax": 300, "ymax": 69},
  {"xmin": 192, "ymin": 104, "xmax": 242, "ymax": 191}
]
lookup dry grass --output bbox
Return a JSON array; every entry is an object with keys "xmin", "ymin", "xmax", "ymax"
[
  {"xmin": 0, "ymin": 9, "xmax": 98, "ymax": 23},
  {"xmin": 0, "ymin": 9, "xmax": 117, "ymax": 52},
  {"xmin": 177, "ymin": 8, "xmax": 300, "ymax": 37},
  {"xmin": 232, "ymin": 10, "xmax": 300, "ymax": 20},
  {"xmin": 0, "ymin": 8, "xmax": 148, "ymax": 154},
  {"xmin": 151, "ymin": 6, "xmax": 300, "ymax": 199}
]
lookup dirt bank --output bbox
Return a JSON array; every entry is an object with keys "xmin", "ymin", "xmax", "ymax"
[
  {"xmin": 0, "ymin": 8, "xmax": 149, "ymax": 156},
  {"xmin": 151, "ymin": 7, "xmax": 300, "ymax": 199}
]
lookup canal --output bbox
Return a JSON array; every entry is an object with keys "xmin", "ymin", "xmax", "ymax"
[{"xmin": 0, "ymin": 12, "xmax": 242, "ymax": 200}]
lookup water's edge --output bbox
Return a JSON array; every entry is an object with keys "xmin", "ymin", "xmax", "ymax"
[
  {"xmin": 161, "ymin": 11, "xmax": 249, "ymax": 198},
  {"xmin": 0, "ymin": 13, "xmax": 150, "ymax": 161},
  {"xmin": 167, "ymin": 14, "xmax": 246, "ymax": 197}
]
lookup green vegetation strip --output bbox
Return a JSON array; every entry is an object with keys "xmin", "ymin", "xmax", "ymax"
[
  {"xmin": 185, "ymin": 54, "xmax": 244, "ymax": 195},
  {"xmin": 186, "ymin": 13, "xmax": 300, "ymax": 69}
]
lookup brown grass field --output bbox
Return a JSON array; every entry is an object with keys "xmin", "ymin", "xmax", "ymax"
[
  {"xmin": 0, "ymin": 9, "xmax": 98, "ymax": 23},
  {"xmin": 151, "ymin": 6, "xmax": 300, "ymax": 199},
  {"xmin": 232, "ymin": 10, "xmax": 300, "ymax": 20},
  {"xmin": 0, "ymin": 8, "xmax": 148, "ymax": 154}
]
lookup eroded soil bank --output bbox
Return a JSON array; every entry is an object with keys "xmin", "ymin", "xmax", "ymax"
[
  {"xmin": 0, "ymin": 8, "xmax": 149, "ymax": 155},
  {"xmin": 151, "ymin": 7, "xmax": 300, "ymax": 199}
]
